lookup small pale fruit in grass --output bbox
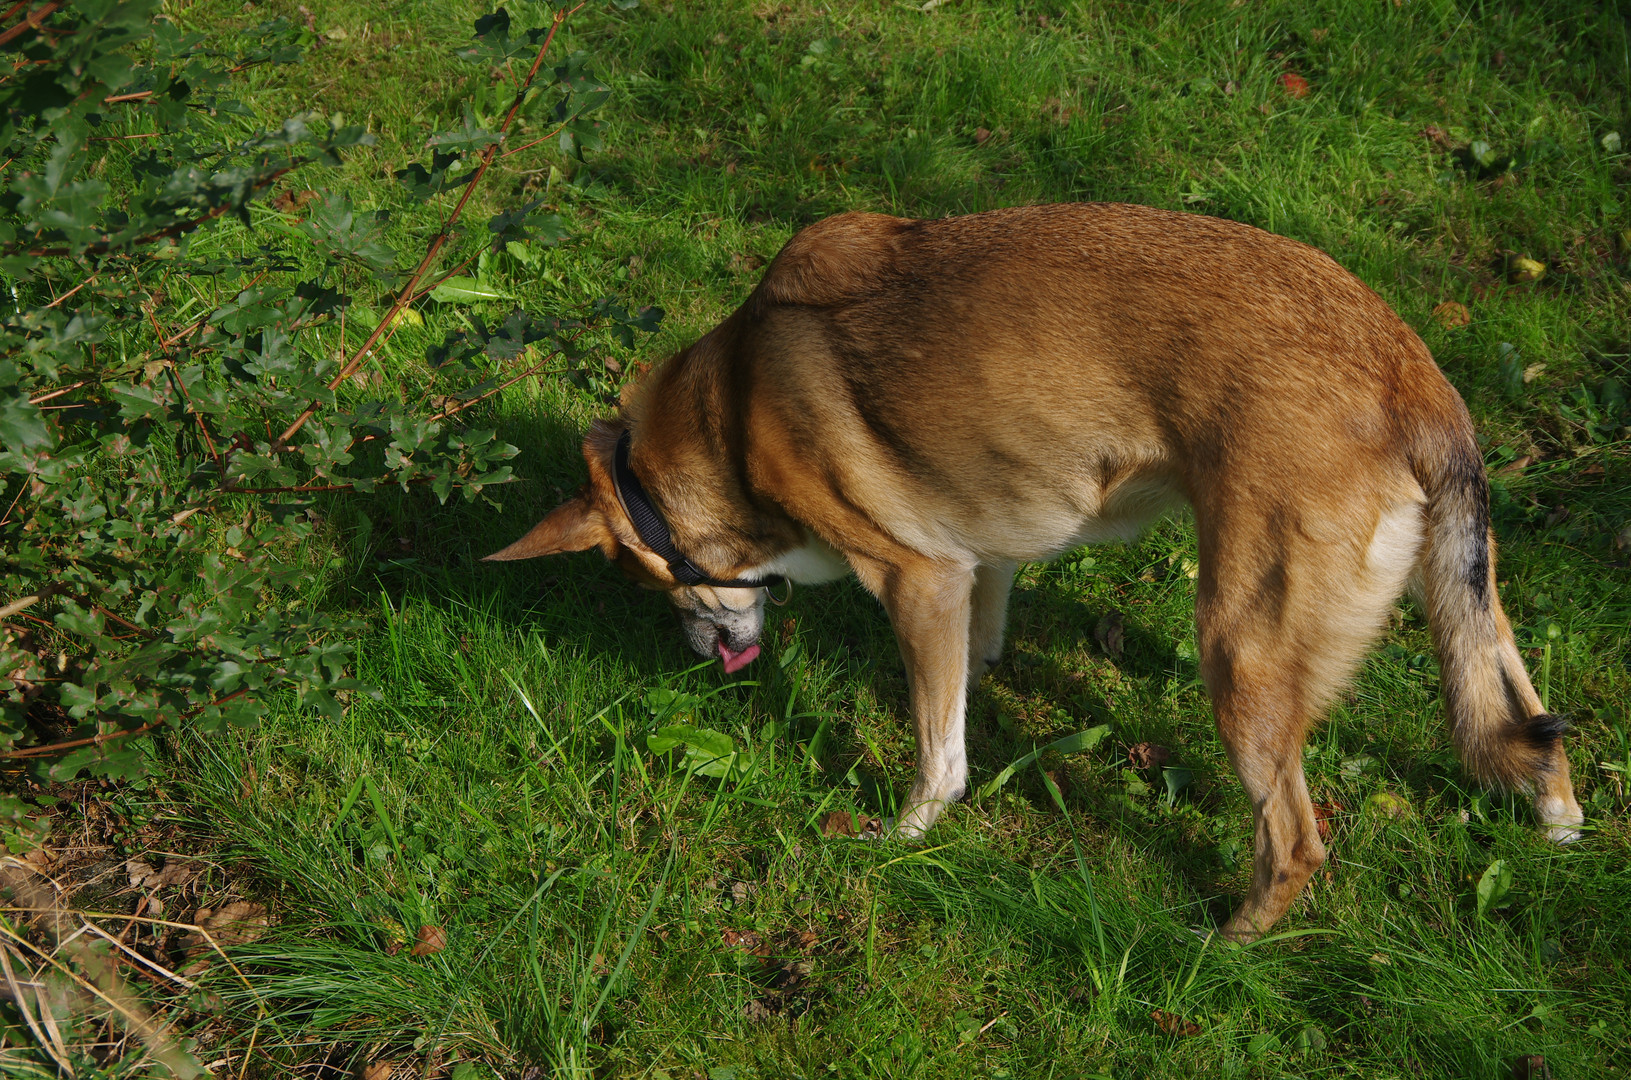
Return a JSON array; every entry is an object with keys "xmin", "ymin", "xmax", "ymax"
[
  {"xmin": 387, "ymin": 306, "xmax": 423, "ymax": 329},
  {"xmin": 1364, "ymin": 791, "xmax": 1413, "ymax": 819},
  {"xmin": 1507, "ymin": 256, "xmax": 1547, "ymax": 284}
]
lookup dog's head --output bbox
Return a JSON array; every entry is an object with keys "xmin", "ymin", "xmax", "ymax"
[{"xmin": 484, "ymin": 420, "xmax": 769, "ymax": 670}]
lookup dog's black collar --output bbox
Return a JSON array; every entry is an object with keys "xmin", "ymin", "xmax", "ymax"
[{"xmin": 612, "ymin": 430, "xmax": 783, "ymax": 591}]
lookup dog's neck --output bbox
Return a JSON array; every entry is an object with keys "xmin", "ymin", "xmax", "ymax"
[{"xmin": 621, "ymin": 319, "xmax": 803, "ymax": 575}]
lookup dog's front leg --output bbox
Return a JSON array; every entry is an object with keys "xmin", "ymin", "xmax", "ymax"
[
  {"xmin": 967, "ymin": 559, "xmax": 1017, "ymax": 692},
  {"xmin": 866, "ymin": 556, "xmax": 976, "ymax": 839}
]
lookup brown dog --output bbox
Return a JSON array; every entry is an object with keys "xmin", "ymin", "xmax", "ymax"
[{"xmin": 487, "ymin": 203, "xmax": 1582, "ymax": 940}]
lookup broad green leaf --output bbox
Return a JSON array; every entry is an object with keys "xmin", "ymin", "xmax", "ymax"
[
  {"xmin": 978, "ymin": 724, "xmax": 1110, "ymax": 800},
  {"xmin": 429, "ymin": 276, "xmax": 508, "ymax": 303},
  {"xmin": 1476, "ymin": 859, "xmax": 1514, "ymax": 918}
]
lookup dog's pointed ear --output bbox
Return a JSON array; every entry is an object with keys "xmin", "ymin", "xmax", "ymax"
[{"xmin": 483, "ymin": 495, "xmax": 611, "ymax": 561}]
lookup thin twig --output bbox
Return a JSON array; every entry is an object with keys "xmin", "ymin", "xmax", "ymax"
[
  {"xmin": 44, "ymin": 274, "xmax": 94, "ymax": 309},
  {"xmin": 0, "ymin": 593, "xmax": 41, "ymax": 620},
  {"xmin": 276, "ymin": 4, "xmax": 582, "ymax": 448},
  {"xmin": 79, "ymin": 920, "xmax": 197, "ymax": 990},
  {"xmin": 20, "ymin": 164, "xmax": 299, "ymax": 258},
  {"xmin": 0, "ymin": 2, "xmax": 62, "ymax": 49},
  {"xmin": 27, "ymin": 381, "xmax": 87, "ymax": 404},
  {"xmin": 0, "ymin": 688, "xmax": 251, "ymax": 760}
]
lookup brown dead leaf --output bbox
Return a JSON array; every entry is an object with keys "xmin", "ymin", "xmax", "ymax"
[
  {"xmin": 1127, "ymin": 742, "xmax": 1170, "ymax": 770},
  {"xmin": 362, "ymin": 1061, "xmax": 395, "ymax": 1080},
  {"xmin": 410, "ymin": 924, "xmax": 447, "ymax": 957},
  {"xmin": 974, "ymin": 127, "xmax": 992, "ymax": 144},
  {"xmin": 197, "ymin": 902, "xmax": 270, "ymax": 947},
  {"xmin": 721, "ymin": 928, "xmax": 764, "ymax": 953},
  {"xmin": 1095, "ymin": 612, "xmax": 1125, "ymax": 658},
  {"xmin": 1151, "ymin": 1009, "xmax": 1201, "ymax": 1036},
  {"xmin": 730, "ymin": 252, "xmax": 767, "ymax": 274},
  {"xmin": 789, "ymin": 929, "xmax": 820, "ymax": 953},
  {"xmin": 126, "ymin": 857, "xmax": 160, "ymax": 889},
  {"xmin": 1494, "ymin": 454, "xmax": 1533, "ymax": 478},
  {"xmin": 857, "ymin": 816, "xmax": 884, "ymax": 838},
  {"xmin": 1431, "ymin": 300, "xmax": 1471, "ymax": 328},
  {"xmin": 1313, "ymin": 797, "xmax": 1344, "ymax": 843},
  {"xmin": 271, "ymin": 189, "xmax": 319, "ymax": 215},
  {"xmin": 819, "ymin": 810, "xmax": 856, "ymax": 838},
  {"xmin": 152, "ymin": 858, "xmax": 203, "ymax": 890},
  {"xmin": 1422, "ymin": 125, "xmax": 1454, "ymax": 149},
  {"xmin": 183, "ymin": 901, "xmax": 271, "ymax": 973}
]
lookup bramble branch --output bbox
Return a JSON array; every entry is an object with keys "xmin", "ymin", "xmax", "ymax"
[{"xmin": 276, "ymin": 4, "xmax": 582, "ymax": 448}]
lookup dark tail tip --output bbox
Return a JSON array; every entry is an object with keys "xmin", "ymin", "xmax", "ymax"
[{"xmin": 1518, "ymin": 712, "xmax": 1571, "ymax": 752}]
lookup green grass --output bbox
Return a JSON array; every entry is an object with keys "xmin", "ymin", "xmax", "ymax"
[{"xmin": 40, "ymin": 0, "xmax": 1631, "ymax": 1076}]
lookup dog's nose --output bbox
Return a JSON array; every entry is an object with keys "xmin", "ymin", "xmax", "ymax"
[{"xmin": 719, "ymin": 627, "xmax": 758, "ymax": 653}]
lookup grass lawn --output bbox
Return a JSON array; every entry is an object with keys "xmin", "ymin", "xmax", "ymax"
[{"xmin": 9, "ymin": 0, "xmax": 1631, "ymax": 1077}]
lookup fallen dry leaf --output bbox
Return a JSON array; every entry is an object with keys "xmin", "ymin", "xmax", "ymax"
[
  {"xmin": 270, "ymin": 189, "xmax": 319, "ymax": 215},
  {"xmin": 183, "ymin": 901, "xmax": 271, "ymax": 973},
  {"xmin": 974, "ymin": 127, "xmax": 992, "ymax": 144},
  {"xmin": 1422, "ymin": 125, "xmax": 1454, "ymax": 149},
  {"xmin": 196, "ymin": 902, "xmax": 270, "ymax": 948},
  {"xmin": 819, "ymin": 810, "xmax": 856, "ymax": 838},
  {"xmin": 1127, "ymin": 742, "xmax": 1170, "ymax": 770},
  {"xmin": 363, "ymin": 1061, "xmax": 395, "ymax": 1080},
  {"xmin": 721, "ymin": 928, "xmax": 765, "ymax": 953},
  {"xmin": 1279, "ymin": 71, "xmax": 1309, "ymax": 98},
  {"xmin": 1313, "ymin": 797, "xmax": 1344, "ymax": 843},
  {"xmin": 126, "ymin": 858, "xmax": 159, "ymax": 889},
  {"xmin": 1431, "ymin": 300, "xmax": 1471, "ymax": 328},
  {"xmin": 410, "ymin": 924, "xmax": 447, "ymax": 957},
  {"xmin": 1494, "ymin": 455, "xmax": 1533, "ymax": 478},
  {"xmin": 1095, "ymin": 612, "xmax": 1125, "ymax": 658},
  {"xmin": 1151, "ymin": 1009, "xmax": 1201, "ymax": 1036}
]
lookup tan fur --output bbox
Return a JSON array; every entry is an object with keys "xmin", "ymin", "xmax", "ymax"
[{"xmin": 490, "ymin": 203, "xmax": 1583, "ymax": 941}]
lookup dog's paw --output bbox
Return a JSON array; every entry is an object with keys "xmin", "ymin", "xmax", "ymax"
[
  {"xmin": 885, "ymin": 815, "xmax": 922, "ymax": 842},
  {"xmin": 1543, "ymin": 822, "xmax": 1584, "ymax": 845}
]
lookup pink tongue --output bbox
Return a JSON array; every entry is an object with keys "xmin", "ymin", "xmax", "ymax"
[{"xmin": 717, "ymin": 640, "xmax": 760, "ymax": 674}]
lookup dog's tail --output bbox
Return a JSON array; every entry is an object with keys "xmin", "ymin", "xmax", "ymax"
[{"xmin": 1410, "ymin": 414, "xmax": 1566, "ymax": 792}]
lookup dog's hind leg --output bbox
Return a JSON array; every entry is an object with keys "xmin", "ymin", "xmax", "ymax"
[
  {"xmin": 1199, "ymin": 496, "xmax": 1421, "ymax": 941},
  {"xmin": 967, "ymin": 559, "xmax": 1018, "ymax": 691},
  {"xmin": 858, "ymin": 554, "xmax": 978, "ymax": 838}
]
